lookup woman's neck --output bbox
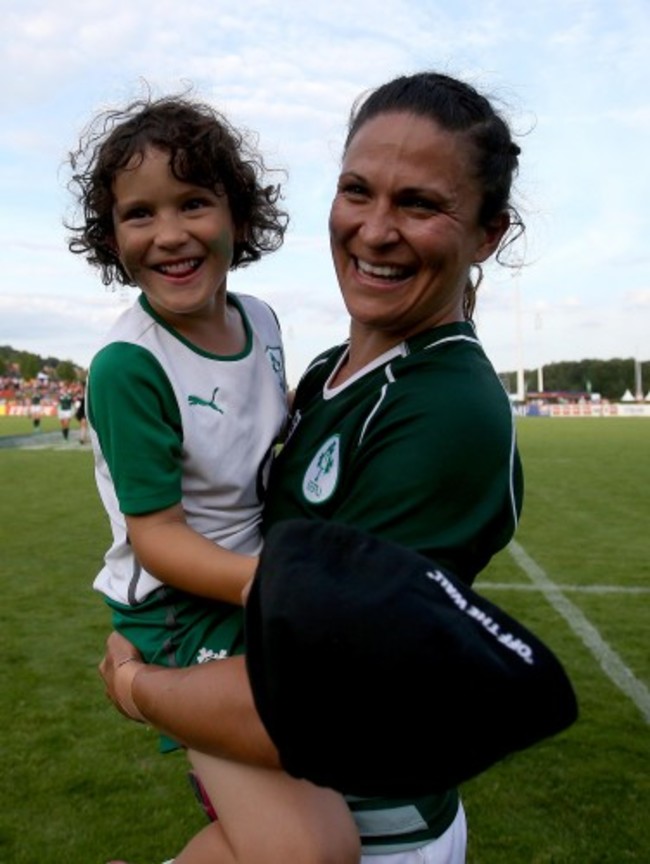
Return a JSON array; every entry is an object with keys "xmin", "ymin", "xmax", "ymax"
[{"xmin": 330, "ymin": 331, "xmax": 403, "ymax": 387}]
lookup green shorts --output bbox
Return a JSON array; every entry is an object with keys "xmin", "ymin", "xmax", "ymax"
[{"xmin": 106, "ymin": 586, "xmax": 244, "ymax": 752}]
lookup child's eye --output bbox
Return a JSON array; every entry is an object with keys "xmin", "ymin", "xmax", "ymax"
[
  {"xmin": 122, "ymin": 206, "xmax": 151, "ymax": 222},
  {"xmin": 184, "ymin": 196, "xmax": 212, "ymax": 211}
]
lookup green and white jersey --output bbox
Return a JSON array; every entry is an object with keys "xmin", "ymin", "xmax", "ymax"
[
  {"xmin": 90, "ymin": 292, "xmax": 287, "ymax": 606},
  {"xmin": 58, "ymin": 393, "xmax": 74, "ymax": 411},
  {"xmin": 263, "ymin": 319, "xmax": 523, "ymax": 853}
]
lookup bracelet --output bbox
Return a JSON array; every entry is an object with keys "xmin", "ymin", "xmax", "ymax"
[{"xmin": 116, "ymin": 656, "xmax": 141, "ymax": 669}]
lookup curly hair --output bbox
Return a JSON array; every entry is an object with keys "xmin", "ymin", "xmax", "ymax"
[{"xmin": 66, "ymin": 92, "xmax": 289, "ymax": 286}]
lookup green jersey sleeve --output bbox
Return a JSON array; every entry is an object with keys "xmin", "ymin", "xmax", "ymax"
[{"xmin": 88, "ymin": 342, "xmax": 183, "ymax": 515}]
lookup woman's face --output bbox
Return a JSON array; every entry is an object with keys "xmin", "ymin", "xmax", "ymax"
[{"xmin": 329, "ymin": 112, "xmax": 507, "ymax": 342}]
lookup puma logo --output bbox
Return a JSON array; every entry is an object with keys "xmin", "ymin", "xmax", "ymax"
[{"xmin": 188, "ymin": 386, "xmax": 224, "ymax": 413}]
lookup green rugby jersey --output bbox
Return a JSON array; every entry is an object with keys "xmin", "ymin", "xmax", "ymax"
[
  {"xmin": 58, "ymin": 393, "xmax": 74, "ymax": 411},
  {"xmin": 264, "ymin": 320, "xmax": 522, "ymax": 582},
  {"xmin": 263, "ymin": 319, "xmax": 523, "ymax": 852}
]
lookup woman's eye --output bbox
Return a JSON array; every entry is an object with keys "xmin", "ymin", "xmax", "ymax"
[
  {"xmin": 339, "ymin": 182, "xmax": 368, "ymax": 198},
  {"xmin": 404, "ymin": 196, "xmax": 439, "ymax": 212}
]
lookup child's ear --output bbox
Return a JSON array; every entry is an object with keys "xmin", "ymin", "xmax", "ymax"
[
  {"xmin": 103, "ymin": 235, "xmax": 121, "ymax": 259},
  {"xmin": 231, "ymin": 223, "xmax": 249, "ymax": 264}
]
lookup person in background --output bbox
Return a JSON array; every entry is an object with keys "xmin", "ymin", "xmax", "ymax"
[
  {"xmin": 75, "ymin": 384, "xmax": 88, "ymax": 444},
  {"xmin": 101, "ymin": 69, "xmax": 525, "ymax": 864},
  {"xmin": 67, "ymin": 93, "xmax": 359, "ymax": 864},
  {"xmin": 57, "ymin": 387, "xmax": 75, "ymax": 440},
  {"xmin": 29, "ymin": 390, "xmax": 43, "ymax": 431}
]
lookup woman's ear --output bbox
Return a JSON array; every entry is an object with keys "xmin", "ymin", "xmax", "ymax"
[{"xmin": 474, "ymin": 211, "xmax": 510, "ymax": 264}]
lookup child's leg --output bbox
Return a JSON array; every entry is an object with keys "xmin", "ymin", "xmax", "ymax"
[
  {"xmin": 183, "ymin": 748, "xmax": 360, "ymax": 864},
  {"xmin": 171, "ymin": 819, "xmax": 239, "ymax": 864}
]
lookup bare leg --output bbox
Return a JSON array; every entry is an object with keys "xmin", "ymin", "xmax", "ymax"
[
  {"xmin": 174, "ymin": 749, "xmax": 360, "ymax": 864},
  {"xmin": 171, "ymin": 819, "xmax": 236, "ymax": 864}
]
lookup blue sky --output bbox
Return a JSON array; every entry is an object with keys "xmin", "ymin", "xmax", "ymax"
[{"xmin": 1, "ymin": 0, "xmax": 648, "ymax": 385}]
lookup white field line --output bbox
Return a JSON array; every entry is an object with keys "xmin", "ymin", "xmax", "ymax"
[
  {"xmin": 506, "ymin": 540, "xmax": 650, "ymax": 725},
  {"xmin": 483, "ymin": 584, "xmax": 650, "ymax": 595}
]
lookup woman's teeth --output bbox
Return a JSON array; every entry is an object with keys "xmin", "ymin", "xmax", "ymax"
[{"xmin": 357, "ymin": 259, "xmax": 408, "ymax": 279}]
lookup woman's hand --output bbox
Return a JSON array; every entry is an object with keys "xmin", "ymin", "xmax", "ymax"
[
  {"xmin": 99, "ymin": 631, "xmax": 147, "ymax": 723},
  {"xmin": 241, "ymin": 576, "xmax": 254, "ymax": 605}
]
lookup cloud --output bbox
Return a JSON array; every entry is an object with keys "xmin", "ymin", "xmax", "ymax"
[
  {"xmin": 625, "ymin": 288, "xmax": 650, "ymax": 307},
  {"xmin": 1, "ymin": 0, "xmax": 648, "ymax": 377},
  {"xmin": 0, "ymin": 291, "xmax": 127, "ymax": 362}
]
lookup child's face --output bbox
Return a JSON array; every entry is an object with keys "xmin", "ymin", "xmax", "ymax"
[{"xmin": 110, "ymin": 146, "xmax": 237, "ymax": 321}]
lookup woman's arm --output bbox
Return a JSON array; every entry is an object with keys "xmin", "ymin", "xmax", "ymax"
[{"xmin": 100, "ymin": 631, "xmax": 281, "ymax": 768}]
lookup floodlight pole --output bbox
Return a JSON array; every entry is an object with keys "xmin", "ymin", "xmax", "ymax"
[
  {"xmin": 634, "ymin": 357, "xmax": 643, "ymax": 401},
  {"xmin": 514, "ymin": 273, "xmax": 525, "ymax": 402},
  {"xmin": 535, "ymin": 309, "xmax": 544, "ymax": 393}
]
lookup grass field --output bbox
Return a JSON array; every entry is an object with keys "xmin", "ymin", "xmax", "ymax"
[
  {"xmin": 0, "ymin": 415, "xmax": 64, "ymax": 436},
  {"xmin": 0, "ymin": 417, "xmax": 648, "ymax": 863}
]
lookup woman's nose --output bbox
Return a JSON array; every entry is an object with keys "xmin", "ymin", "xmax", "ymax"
[{"xmin": 358, "ymin": 202, "xmax": 399, "ymax": 246}]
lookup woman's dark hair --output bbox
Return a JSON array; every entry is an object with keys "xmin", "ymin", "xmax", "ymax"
[
  {"xmin": 66, "ymin": 92, "xmax": 288, "ymax": 286},
  {"xmin": 344, "ymin": 72, "xmax": 525, "ymax": 318}
]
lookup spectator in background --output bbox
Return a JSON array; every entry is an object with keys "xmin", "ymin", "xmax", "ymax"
[
  {"xmin": 57, "ymin": 388, "xmax": 75, "ymax": 441},
  {"xmin": 75, "ymin": 384, "xmax": 88, "ymax": 445},
  {"xmin": 29, "ymin": 391, "xmax": 43, "ymax": 431}
]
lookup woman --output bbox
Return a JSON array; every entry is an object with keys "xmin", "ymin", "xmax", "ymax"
[{"xmin": 101, "ymin": 70, "xmax": 525, "ymax": 863}]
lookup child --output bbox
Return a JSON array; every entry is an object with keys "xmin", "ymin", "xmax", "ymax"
[{"xmin": 67, "ymin": 93, "xmax": 358, "ymax": 864}]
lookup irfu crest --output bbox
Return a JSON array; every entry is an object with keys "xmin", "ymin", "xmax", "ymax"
[{"xmin": 302, "ymin": 434, "xmax": 340, "ymax": 503}]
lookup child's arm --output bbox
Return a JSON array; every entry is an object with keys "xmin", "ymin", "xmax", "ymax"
[{"xmin": 126, "ymin": 504, "xmax": 257, "ymax": 605}]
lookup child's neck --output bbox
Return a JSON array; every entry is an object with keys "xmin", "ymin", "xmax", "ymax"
[{"xmin": 176, "ymin": 303, "xmax": 246, "ymax": 356}]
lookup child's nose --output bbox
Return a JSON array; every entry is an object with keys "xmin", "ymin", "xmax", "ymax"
[{"xmin": 155, "ymin": 212, "xmax": 189, "ymax": 247}]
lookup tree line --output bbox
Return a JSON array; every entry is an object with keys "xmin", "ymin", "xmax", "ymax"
[
  {"xmin": 0, "ymin": 345, "xmax": 84, "ymax": 384},
  {"xmin": 0, "ymin": 345, "xmax": 647, "ymax": 401},
  {"xmin": 500, "ymin": 357, "xmax": 647, "ymax": 401}
]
